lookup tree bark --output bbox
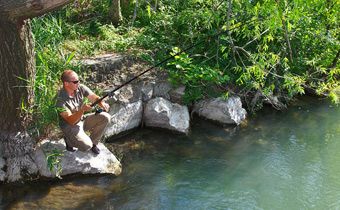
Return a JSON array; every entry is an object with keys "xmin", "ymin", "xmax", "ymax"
[
  {"xmin": 110, "ymin": 0, "xmax": 123, "ymax": 26},
  {"xmin": 0, "ymin": 17, "xmax": 38, "ymax": 182},
  {"xmin": 0, "ymin": 18, "xmax": 35, "ymax": 132}
]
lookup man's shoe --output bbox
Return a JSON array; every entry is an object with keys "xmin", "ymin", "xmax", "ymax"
[
  {"xmin": 91, "ymin": 145, "xmax": 100, "ymax": 155},
  {"xmin": 65, "ymin": 142, "xmax": 76, "ymax": 152}
]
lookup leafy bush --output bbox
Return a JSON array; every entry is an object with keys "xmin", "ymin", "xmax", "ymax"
[{"xmin": 31, "ymin": 0, "xmax": 339, "ymax": 133}]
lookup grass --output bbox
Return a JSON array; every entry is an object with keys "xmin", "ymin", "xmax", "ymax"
[{"xmin": 31, "ymin": 10, "xmax": 147, "ymax": 137}]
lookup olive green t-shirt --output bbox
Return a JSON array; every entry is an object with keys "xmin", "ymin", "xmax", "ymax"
[{"xmin": 56, "ymin": 84, "xmax": 93, "ymax": 128}]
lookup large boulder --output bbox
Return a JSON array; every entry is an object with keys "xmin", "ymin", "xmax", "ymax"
[
  {"xmin": 33, "ymin": 140, "xmax": 122, "ymax": 178},
  {"xmin": 144, "ymin": 97, "xmax": 190, "ymax": 134},
  {"xmin": 105, "ymin": 100, "xmax": 143, "ymax": 137},
  {"xmin": 194, "ymin": 96, "xmax": 247, "ymax": 125}
]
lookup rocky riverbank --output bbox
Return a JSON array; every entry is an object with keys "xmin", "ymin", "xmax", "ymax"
[
  {"xmin": 0, "ymin": 53, "xmax": 247, "ymax": 183},
  {"xmin": 82, "ymin": 54, "xmax": 247, "ymax": 136}
]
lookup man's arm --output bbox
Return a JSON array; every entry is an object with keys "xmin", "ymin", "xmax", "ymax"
[{"xmin": 60, "ymin": 104, "xmax": 92, "ymax": 125}]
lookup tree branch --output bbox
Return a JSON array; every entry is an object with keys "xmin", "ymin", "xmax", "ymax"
[
  {"xmin": 274, "ymin": 0, "xmax": 293, "ymax": 63},
  {"xmin": 0, "ymin": 0, "xmax": 71, "ymax": 20},
  {"xmin": 242, "ymin": 28, "xmax": 269, "ymax": 49}
]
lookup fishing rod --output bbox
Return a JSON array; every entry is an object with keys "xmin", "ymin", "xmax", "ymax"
[{"xmin": 91, "ymin": 18, "xmax": 258, "ymax": 108}]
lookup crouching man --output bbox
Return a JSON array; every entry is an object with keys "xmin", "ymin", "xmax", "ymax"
[{"xmin": 56, "ymin": 69, "xmax": 111, "ymax": 154}]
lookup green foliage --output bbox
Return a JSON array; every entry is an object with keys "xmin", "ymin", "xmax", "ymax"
[
  {"xmin": 168, "ymin": 47, "xmax": 229, "ymax": 103},
  {"xmin": 46, "ymin": 149, "xmax": 64, "ymax": 179},
  {"xmin": 329, "ymin": 86, "xmax": 340, "ymax": 104},
  {"xmin": 32, "ymin": 15, "xmax": 82, "ymax": 135},
  {"xmin": 31, "ymin": 0, "xmax": 339, "ymax": 133}
]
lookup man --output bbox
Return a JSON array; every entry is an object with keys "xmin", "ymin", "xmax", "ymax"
[{"xmin": 56, "ymin": 69, "xmax": 111, "ymax": 154}]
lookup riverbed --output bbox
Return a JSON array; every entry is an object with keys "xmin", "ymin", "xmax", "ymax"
[{"xmin": 1, "ymin": 96, "xmax": 340, "ymax": 209}]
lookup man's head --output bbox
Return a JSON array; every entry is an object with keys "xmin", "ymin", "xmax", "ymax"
[{"xmin": 61, "ymin": 70, "xmax": 80, "ymax": 90}]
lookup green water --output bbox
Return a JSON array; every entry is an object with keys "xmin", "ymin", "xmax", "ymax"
[{"xmin": 1, "ymin": 97, "xmax": 340, "ymax": 210}]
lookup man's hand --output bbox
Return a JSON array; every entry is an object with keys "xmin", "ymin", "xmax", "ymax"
[
  {"xmin": 60, "ymin": 104, "xmax": 92, "ymax": 125},
  {"xmin": 88, "ymin": 93, "xmax": 110, "ymax": 112},
  {"xmin": 99, "ymin": 101, "xmax": 110, "ymax": 112},
  {"xmin": 81, "ymin": 104, "xmax": 92, "ymax": 112}
]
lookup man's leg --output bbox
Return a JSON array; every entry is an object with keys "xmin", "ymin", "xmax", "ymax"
[
  {"xmin": 62, "ymin": 121, "xmax": 93, "ymax": 152},
  {"xmin": 83, "ymin": 112, "xmax": 111, "ymax": 145}
]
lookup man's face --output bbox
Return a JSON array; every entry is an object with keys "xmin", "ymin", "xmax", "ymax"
[{"xmin": 65, "ymin": 73, "xmax": 80, "ymax": 90}]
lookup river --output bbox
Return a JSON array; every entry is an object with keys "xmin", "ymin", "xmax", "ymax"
[{"xmin": 1, "ymin": 96, "xmax": 340, "ymax": 210}]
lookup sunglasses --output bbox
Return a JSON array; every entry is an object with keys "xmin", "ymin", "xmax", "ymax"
[{"xmin": 68, "ymin": 80, "xmax": 79, "ymax": 84}]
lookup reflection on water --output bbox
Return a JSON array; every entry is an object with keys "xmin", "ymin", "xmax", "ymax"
[{"xmin": 1, "ymin": 97, "xmax": 340, "ymax": 209}]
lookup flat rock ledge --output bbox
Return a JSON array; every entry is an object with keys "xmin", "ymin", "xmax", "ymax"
[{"xmin": 34, "ymin": 140, "xmax": 122, "ymax": 178}]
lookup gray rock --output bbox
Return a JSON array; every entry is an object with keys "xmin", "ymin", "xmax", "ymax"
[
  {"xmin": 153, "ymin": 82, "xmax": 172, "ymax": 100},
  {"xmin": 194, "ymin": 96, "xmax": 247, "ymax": 125},
  {"xmin": 105, "ymin": 100, "xmax": 143, "ymax": 137},
  {"xmin": 144, "ymin": 97, "xmax": 190, "ymax": 134},
  {"xmin": 80, "ymin": 54, "xmax": 125, "ymax": 74},
  {"xmin": 141, "ymin": 83, "xmax": 154, "ymax": 102},
  {"xmin": 105, "ymin": 83, "xmax": 146, "ymax": 104},
  {"xmin": 5, "ymin": 155, "xmax": 39, "ymax": 182},
  {"xmin": 34, "ymin": 140, "xmax": 122, "ymax": 178},
  {"xmin": 0, "ymin": 132, "xmax": 39, "ymax": 182},
  {"xmin": 0, "ymin": 157, "xmax": 5, "ymax": 181},
  {"xmin": 169, "ymin": 86, "xmax": 186, "ymax": 104},
  {"xmin": 114, "ymin": 85, "xmax": 138, "ymax": 103}
]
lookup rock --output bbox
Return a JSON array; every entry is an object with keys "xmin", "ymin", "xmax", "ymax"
[
  {"xmin": 105, "ymin": 100, "xmax": 143, "ymax": 137},
  {"xmin": 33, "ymin": 140, "xmax": 122, "ymax": 178},
  {"xmin": 80, "ymin": 54, "xmax": 125, "ymax": 75},
  {"xmin": 194, "ymin": 96, "xmax": 247, "ymax": 125},
  {"xmin": 111, "ymin": 84, "xmax": 140, "ymax": 103},
  {"xmin": 0, "ymin": 132, "xmax": 39, "ymax": 182},
  {"xmin": 5, "ymin": 155, "xmax": 39, "ymax": 182},
  {"xmin": 144, "ymin": 97, "xmax": 190, "ymax": 134},
  {"xmin": 105, "ymin": 82, "xmax": 153, "ymax": 104},
  {"xmin": 153, "ymin": 81, "xmax": 172, "ymax": 100},
  {"xmin": 0, "ymin": 157, "xmax": 5, "ymax": 181},
  {"xmin": 141, "ymin": 82, "xmax": 154, "ymax": 102},
  {"xmin": 169, "ymin": 86, "xmax": 186, "ymax": 104}
]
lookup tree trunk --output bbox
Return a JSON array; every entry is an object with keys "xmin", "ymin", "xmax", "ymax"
[
  {"xmin": 0, "ymin": 18, "xmax": 38, "ymax": 182},
  {"xmin": 0, "ymin": 18, "xmax": 35, "ymax": 132},
  {"xmin": 110, "ymin": 0, "xmax": 123, "ymax": 26},
  {"xmin": 0, "ymin": 0, "xmax": 71, "ymax": 182}
]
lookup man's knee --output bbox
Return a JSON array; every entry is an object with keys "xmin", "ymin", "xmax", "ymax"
[{"xmin": 99, "ymin": 112, "xmax": 111, "ymax": 124}]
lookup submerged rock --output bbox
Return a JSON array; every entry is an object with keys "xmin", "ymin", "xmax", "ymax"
[
  {"xmin": 194, "ymin": 96, "xmax": 247, "ymax": 125},
  {"xmin": 34, "ymin": 140, "xmax": 122, "ymax": 178},
  {"xmin": 144, "ymin": 97, "xmax": 190, "ymax": 134}
]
